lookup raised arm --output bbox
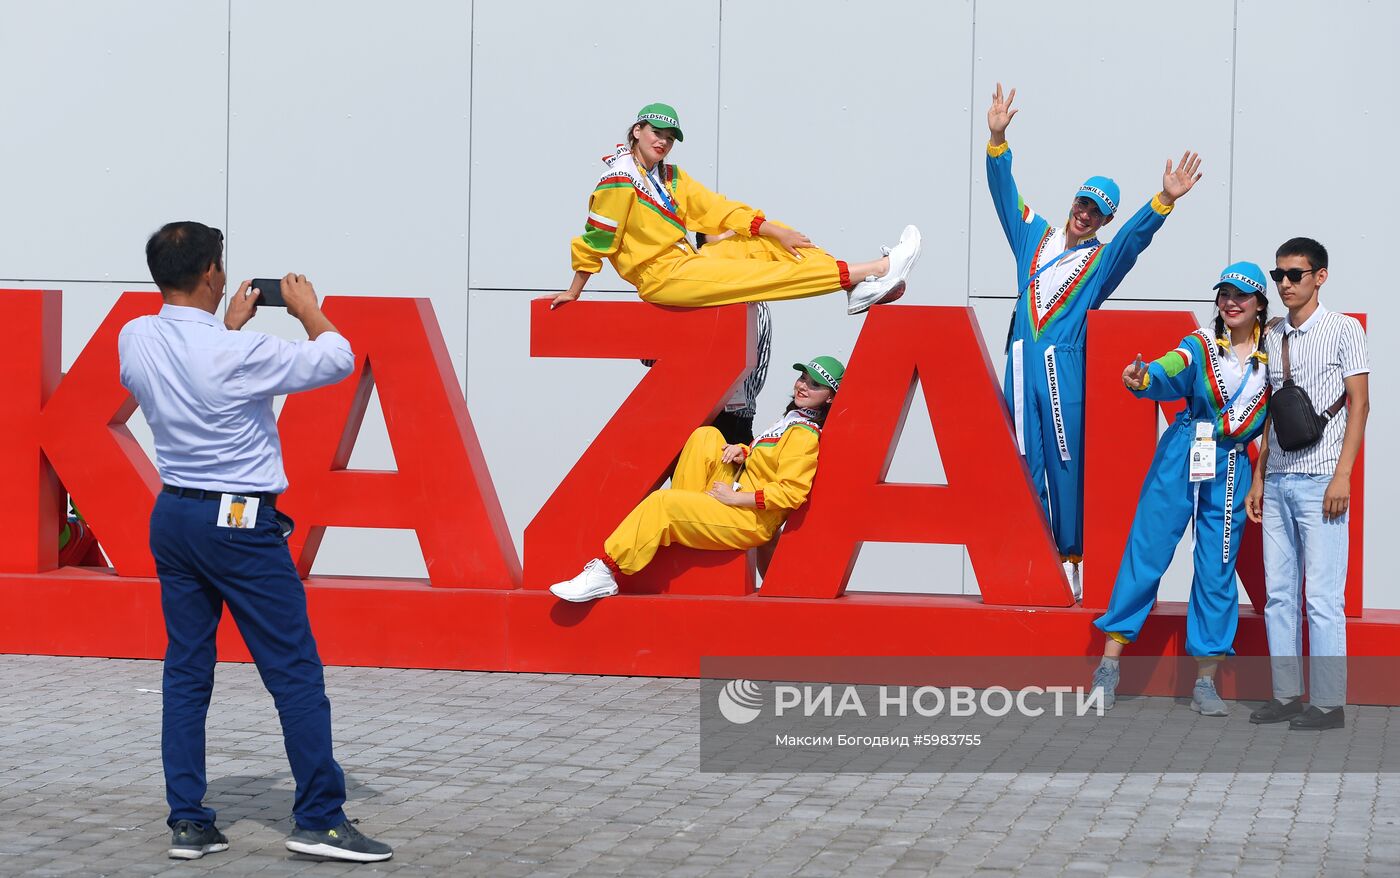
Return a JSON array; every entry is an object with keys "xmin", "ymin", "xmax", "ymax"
[
  {"xmin": 1091, "ymin": 151, "xmax": 1204, "ymax": 306},
  {"xmin": 987, "ymin": 81, "xmax": 1018, "ymax": 149},
  {"xmin": 984, "ymin": 83, "xmax": 1042, "ymax": 253}
]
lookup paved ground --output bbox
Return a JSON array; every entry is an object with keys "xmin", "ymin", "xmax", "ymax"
[{"xmin": 1, "ymin": 655, "xmax": 1398, "ymax": 877}]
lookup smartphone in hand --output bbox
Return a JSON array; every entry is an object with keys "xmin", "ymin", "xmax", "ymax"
[{"xmin": 249, "ymin": 278, "xmax": 287, "ymax": 307}]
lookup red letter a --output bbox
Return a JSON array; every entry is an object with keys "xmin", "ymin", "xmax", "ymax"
[
  {"xmin": 277, "ymin": 297, "xmax": 520, "ymax": 587},
  {"xmin": 760, "ymin": 306, "xmax": 1069, "ymax": 605}
]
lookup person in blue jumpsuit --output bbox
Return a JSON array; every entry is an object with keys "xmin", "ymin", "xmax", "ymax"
[
  {"xmin": 984, "ymin": 83, "xmax": 1204, "ymax": 598},
  {"xmin": 1090, "ymin": 262, "xmax": 1272, "ymax": 715}
]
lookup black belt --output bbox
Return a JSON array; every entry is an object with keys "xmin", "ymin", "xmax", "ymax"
[{"xmin": 162, "ymin": 484, "xmax": 278, "ymax": 509}]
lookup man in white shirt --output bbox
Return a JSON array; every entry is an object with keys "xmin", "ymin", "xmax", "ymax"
[
  {"xmin": 119, "ymin": 221, "xmax": 392, "ymax": 861},
  {"xmin": 1245, "ymin": 237, "xmax": 1370, "ymax": 731}
]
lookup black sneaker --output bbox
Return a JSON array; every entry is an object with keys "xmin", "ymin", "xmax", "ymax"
[
  {"xmin": 1249, "ymin": 698, "xmax": 1305, "ymax": 724},
  {"xmin": 168, "ymin": 820, "xmax": 229, "ymax": 860},
  {"xmin": 285, "ymin": 820, "xmax": 393, "ymax": 863},
  {"xmin": 1289, "ymin": 705, "xmax": 1345, "ymax": 730}
]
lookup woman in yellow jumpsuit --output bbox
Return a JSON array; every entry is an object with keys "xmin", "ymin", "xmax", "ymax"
[
  {"xmin": 549, "ymin": 356, "xmax": 844, "ymax": 601},
  {"xmin": 550, "ymin": 103, "xmax": 921, "ymax": 316}
]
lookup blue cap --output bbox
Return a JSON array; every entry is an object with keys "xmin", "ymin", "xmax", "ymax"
[
  {"xmin": 1213, "ymin": 261, "xmax": 1267, "ymax": 296},
  {"xmin": 1076, "ymin": 176, "xmax": 1120, "ymax": 216}
]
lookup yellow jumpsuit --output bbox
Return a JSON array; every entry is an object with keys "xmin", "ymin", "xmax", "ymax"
[
  {"xmin": 570, "ymin": 154, "xmax": 851, "ymax": 306},
  {"xmin": 603, "ymin": 422, "xmax": 821, "ymax": 575}
]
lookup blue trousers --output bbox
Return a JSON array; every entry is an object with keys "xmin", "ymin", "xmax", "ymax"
[
  {"xmin": 1004, "ymin": 341, "xmax": 1085, "ymax": 556},
  {"xmin": 1094, "ymin": 421, "xmax": 1248, "ymax": 657},
  {"xmin": 1262, "ymin": 473, "xmax": 1349, "ymax": 708},
  {"xmin": 150, "ymin": 492, "xmax": 347, "ymax": 830}
]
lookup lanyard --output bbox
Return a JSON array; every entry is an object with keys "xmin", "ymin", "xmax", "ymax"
[
  {"xmin": 1196, "ymin": 362, "xmax": 1255, "ymax": 446},
  {"xmin": 1219, "ymin": 345, "xmax": 1260, "ymax": 414},
  {"xmin": 642, "ymin": 163, "xmax": 676, "ymax": 212},
  {"xmin": 1019, "ymin": 240, "xmax": 1097, "ymax": 295},
  {"xmin": 1222, "ymin": 371, "xmax": 1253, "ymax": 412}
]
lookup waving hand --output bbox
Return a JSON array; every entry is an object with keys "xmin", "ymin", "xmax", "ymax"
[
  {"xmin": 1159, "ymin": 151, "xmax": 1203, "ymax": 205},
  {"xmin": 987, "ymin": 82, "xmax": 1018, "ymax": 146}
]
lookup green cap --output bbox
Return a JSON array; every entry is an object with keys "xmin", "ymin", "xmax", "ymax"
[
  {"xmin": 636, "ymin": 102, "xmax": 684, "ymax": 141},
  {"xmin": 793, "ymin": 356, "xmax": 846, "ymax": 391}
]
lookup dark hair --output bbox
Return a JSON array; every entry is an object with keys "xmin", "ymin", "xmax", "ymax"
[
  {"xmin": 146, "ymin": 221, "xmax": 223, "ymax": 293},
  {"xmin": 626, "ymin": 121, "xmax": 647, "ymax": 147},
  {"xmin": 1275, "ymin": 236, "xmax": 1329, "ymax": 271},
  {"xmin": 1214, "ymin": 293, "xmax": 1270, "ymax": 373}
]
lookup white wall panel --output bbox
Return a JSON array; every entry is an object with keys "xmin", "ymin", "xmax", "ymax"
[
  {"xmin": 1233, "ymin": 0, "xmax": 1397, "ymax": 609},
  {"xmin": 223, "ymin": 2, "xmax": 472, "ymax": 580},
  {"xmin": 226, "ymin": 0, "xmax": 471, "ymax": 300},
  {"xmin": 469, "ymin": 0, "xmax": 722, "ymax": 293},
  {"xmin": 466, "ymin": 288, "xmax": 645, "ymax": 550},
  {"xmin": 718, "ymin": 0, "xmax": 975, "ymax": 306},
  {"xmin": 0, "ymin": 2, "xmax": 228, "ymax": 283},
  {"xmin": 968, "ymin": 0, "xmax": 1233, "ymax": 301}
]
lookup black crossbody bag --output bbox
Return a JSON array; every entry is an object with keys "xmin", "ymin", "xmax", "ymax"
[{"xmin": 1270, "ymin": 330, "xmax": 1347, "ymax": 452}]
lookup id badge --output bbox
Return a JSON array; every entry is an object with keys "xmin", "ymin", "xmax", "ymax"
[
  {"xmin": 217, "ymin": 493, "xmax": 260, "ymax": 528},
  {"xmin": 1189, "ymin": 442, "xmax": 1216, "ymax": 482},
  {"xmin": 1189, "ymin": 423, "xmax": 1216, "ymax": 482}
]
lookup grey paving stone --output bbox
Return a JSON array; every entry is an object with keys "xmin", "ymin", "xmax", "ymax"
[{"xmin": 0, "ymin": 655, "xmax": 1397, "ymax": 876}]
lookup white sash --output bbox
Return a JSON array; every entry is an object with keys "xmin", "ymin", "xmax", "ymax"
[
  {"xmin": 1030, "ymin": 229, "xmax": 1100, "ymax": 327},
  {"xmin": 753, "ymin": 407, "xmax": 822, "ymax": 445},
  {"xmin": 1043, "ymin": 345, "xmax": 1071, "ymax": 462},
  {"xmin": 1194, "ymin": 328, "xmax": 1268, "ymax": 433},
  {"xmin": 602, "ymin": 144, "xmax": 673, "ymax": 209}
]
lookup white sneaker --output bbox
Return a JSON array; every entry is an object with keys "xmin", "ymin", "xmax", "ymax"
[
  {"xmin": 549, "ymin": 559, "xmax": 618, "ymax": 602},
  {"xmin": 1063, "ymin": 560, "xmax": 1082, "ymax": 602},
  {"xmin": 847, "ymin": 225, "xmax": 922, "ymax": 315}
]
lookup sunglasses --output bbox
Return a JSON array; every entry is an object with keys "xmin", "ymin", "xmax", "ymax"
[
  {"xmin": 1071, "ymin": 197, "xmax": 1105, "ymax": 219},
  {"xmin": 1268, "ymin": 267, "xmax": 1318, "ymax": 284}
]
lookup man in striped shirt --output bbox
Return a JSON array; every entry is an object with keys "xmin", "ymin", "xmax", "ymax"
[{"xmin": 1245, "ymin": 237, "xmax": 1370, "ymax": 731}]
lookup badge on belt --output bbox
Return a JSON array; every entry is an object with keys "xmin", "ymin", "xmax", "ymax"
[
  {"xmin": 1189, "ymin": 421, "xmax": 1216, "ymax": 482},
  {"xmin": 217, "ymin": 493, "xmax": 259, "ymax": 528}
]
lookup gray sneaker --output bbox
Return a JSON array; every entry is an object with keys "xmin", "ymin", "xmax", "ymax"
[
  {"xmin": 285, "ymin": 820, "xmax": 392, "ymax": 863},
  {"xmin": 1191, "ymin": 677, "xmax": 1229, "ymax": 717},
  {"xmin": 1090, "ymin": 661, "xmax": 1119, "ymax": 711},
  {"xmin": 168, "ymin": 820, "xmax": 228, "ymax": 860}
]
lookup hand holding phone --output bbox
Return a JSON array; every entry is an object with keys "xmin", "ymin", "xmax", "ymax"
[{"xmin": 250, "ymin": 278, "xmax": 287, "ymax": 308}]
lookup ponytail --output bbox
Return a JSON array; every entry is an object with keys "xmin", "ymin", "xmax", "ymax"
[{"xmin": 1253, "ymin": 295, "xmax": 1270, "ymax": 372}]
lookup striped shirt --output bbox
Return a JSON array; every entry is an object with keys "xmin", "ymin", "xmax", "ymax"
[
  {"xmin": 1262, "ymin": 303, "xmax": 1369, "ymax": 475},
  {"xmin": 725, "ymin": 302, "xmax": 771, "ymax": 417}
]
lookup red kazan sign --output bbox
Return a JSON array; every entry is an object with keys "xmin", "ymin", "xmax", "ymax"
[{"xmin": 0, "ymin": 290, "xmax": 1391, "ymax": 701}]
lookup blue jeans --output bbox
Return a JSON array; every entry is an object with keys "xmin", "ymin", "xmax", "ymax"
[
  {"xmin": 1261, "ymin": 473, "xmax": 1349, "ymax": 708},
  {"xmin": 151, "ymin": 492, "xmax": 348, "ymax": 830}
]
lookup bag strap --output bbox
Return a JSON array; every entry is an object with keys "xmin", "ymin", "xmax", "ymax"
[
  {"xmin": 1323, "ymin": 391, "xmax": 1348, "ymax": 420},
  {"xmin": 1280, "ymin": 320, "xmax": 1348, "ymax": 419}
]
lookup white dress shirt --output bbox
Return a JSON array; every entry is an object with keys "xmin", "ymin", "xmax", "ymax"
[{"xmin": 118, "ymin": 304, "xmax": 355, "ymax": 493}]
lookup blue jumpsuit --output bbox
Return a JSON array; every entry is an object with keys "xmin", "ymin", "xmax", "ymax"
[
  {"xmin": 1094, "ymin": 328, "xmax": 1270, "ymax": 657},
  {"xmin": 987, "ymin": 143, "xmax": 1175, "ymax": 556}
]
